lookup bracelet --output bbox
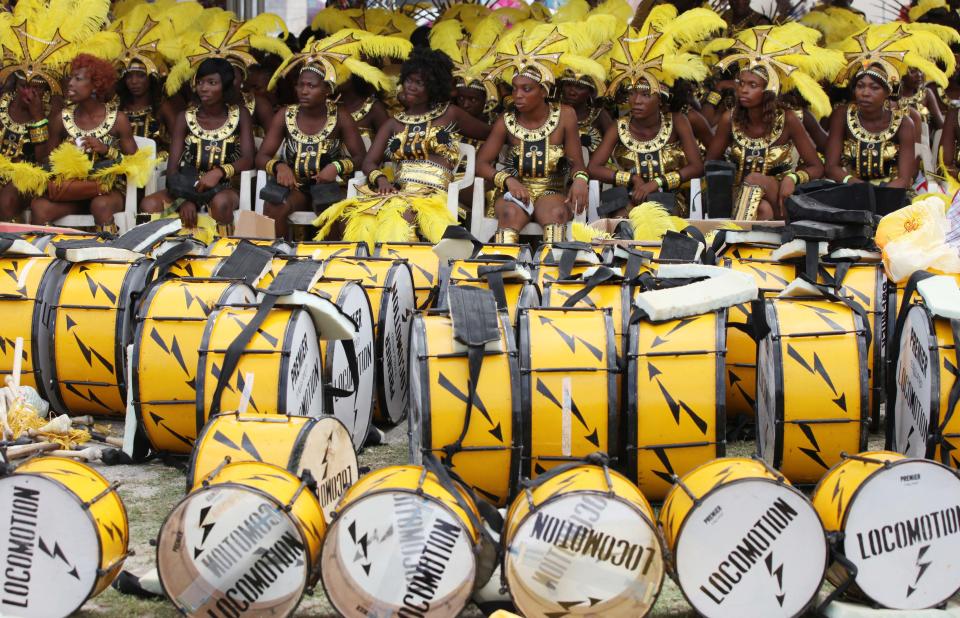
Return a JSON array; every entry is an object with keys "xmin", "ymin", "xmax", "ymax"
[
  {"xmin": 220, "ymin": 163, "xmax": 235, "ymax": 179},
  {"xmin": 842, "ymin": 174, "xmax": 853, "ymax": 184},
  {"xmin": 266, "ymin": 159, "xmax": 280, "ymax": 176},
  {"xmin": 664, "ymin": 171, "xmax": 681, "ymax": 191},
  {"xmin": 572, "ymin": 171, "xmax": 589, "ymax": 183},
  {"xmin": 706, "ymin": 91, "xmax": 722, "ymax": 106},
  {"xmin": 27, "ymin": 119, "xmax": 48, "ymax": 129},
  {"xmin": 332, "ymin": 160, "xmax": 343, "ymax": 176},
  {"xmin": 796, "ymin": 170, "xmax": 810, "ymax": 185},
  {"xmin": 784, "ymin": 172, "xmax": 799, "ymax": 184},
  {"xmin": 337, "ymin": 159, "xmax": 354, "ymax": 176},
  {"xmin": 615, "ymin": 171, "xmax": 632, "ymax": 187},
  {"xmin": 105, "ymin": 146, "xmax": 120, "ymax": 160},
  {"xmin": 368, "ymin": 169, "xmax": 386, "ymax": 187},
  {"xmin": 494, "ymin": 170, "xmax": 514, "ymax": 191},
  {"xmin": 654, "ymin": 176, "xmax": 665, "ymax": 190},
  {"xmin": 28, "ymin": 125, "xmax": 48, "ymax": 144}
]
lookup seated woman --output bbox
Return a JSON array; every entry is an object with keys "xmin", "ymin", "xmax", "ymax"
[
  {"xmin": 116, "ymin": 57, "xmax": 176, "ymax": 157},
  {"xmin": 140, "ymin": 58, "xmax": 255, "ymax": 236},
  {"xmin": 588, "ymin": 13, "xmax": 716, "ymax": 217},
  {"xmin": 704, "ymin": 26, "xmax": 830, "ymax": 220},
  {"xmin": 314, "ymin": 48, "xmax": 490, "ymax": 244},
  {"xmin": 476, "ymin": 26, "xmax": 594, "ymax": 243},
  {"xmin": 256, "ymin": 33, "xmax": 370, "ymax": 239},
  {"xmin": 30, "ymin": 54, "xmax": 139, "ymax": 232}
]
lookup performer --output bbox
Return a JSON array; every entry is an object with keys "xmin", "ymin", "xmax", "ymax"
[
  {"xmin": 257, "ymin": 32, "xmax": 377, "ymax": 238},
  {"xmin": 899, "ymin": 68, "xmax": 944, "ymax": 131},
  {"xmin": 0, "ymin": 74, "xmax": 51, "ymax": 220},
  {"xmin": 30, "ymin": 55, "xmax": 139, "ymax": 231},
  {"xmin": 588, "ymin": 6, "xmax": 722, "ymax": 216},
  {"xmin": 313, "ymin": 47, "xmax": 490, "ymax": 244},
  {"xmin": 560, "ymin": 72, "xmax": 612, "ymax": 156},
  {"xmin": 141, "ymin": 58, "xmax": 256, "ymax": 235},
  {"xmin": 476, "ymin": 25, "xmax": 593, "ymax": 243},
  {"xmin": 338, "ymin": 77, "xmax": 391, "ymax": 143},
  {"xmin": 704, "ymin": 26, "xmax": 833, "ymax": 220},
  {"xmin": 826, "ymin": 24, "xmax": 952, "ymax": 187}
]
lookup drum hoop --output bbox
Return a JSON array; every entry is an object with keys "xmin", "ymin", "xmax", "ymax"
[
  {"xmin": 321, "ymin": 486, "xmax": 479, "ymax": 616},
  {"xmin": 764, "ymin": 299, "xmax": 787, "ymax": 469},
  {"xmin": 893, "ymin": 305, "xmax": 941, "ymax": 459},
  {"xmin": 156, "ymin": 479, "xmax": 315, "ymax": 608},
  {"xmin": 115, "ymin": 259, "xmax": 156, "ymax": 408},
  {"xmin": 10, "ymin": 470, "xmax": 111, "ymax": 612},
  {"xmin": 601, "ymin": 311, "xmax": 619, "ymax": 458},
  {"xmin": 29, "ymin": 257, "xmax": 59, "ymax": 403},
  {"xmin": 518, "ymin": 310, "xmax": 533, "ymax": 477},
  {"xmin": 670, "ymin": 475, "xmax": 828, "ymax": 617},
  {"xmin": 504, "ymin": 488, "xmax": 665, "ymax": 608},
  {"xmin": 852, "ymin": 306, "xmax": 870, "ymax": 454},
  {"xmin": 625, "ymin": 322, "xmax": 640, "ymax": 478},
  {"xmin": 373, "ymin": 262, "xmax": 414, "ymax": 425},
  {"xmin": 714, "ymin": 310, "xmax": 728, "ymax": 457},
  {"xmin": 194, "ymin": 305, "xmax": 223, "ymax": 435},
  {"xmin": 37, "ymin": 259, "xmax": 73, "ymax": 413},
  {"xmin": 277, "ymin": 306, "xmax": 306, "ymax": 416},
  {"xmin": 296, "ymin": 240, "xmax": 368, "ymax": 258}
]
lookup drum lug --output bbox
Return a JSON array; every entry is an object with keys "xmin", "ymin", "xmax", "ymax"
[
  {"xmin": 201, "ymin": 456, "xmax": 232, "ymax": 486},
  {"xmin": 98, "ymin": 550, "xmax": 134, "ymax": 577},
  {"xmin": 283, "ymin": 480, "xmax": 309, "ymax": 513},
  {"xmin": 750, "ymin": 454, "xmax": 787, "ymax": 484},
  {"xmin": 83, "ymin": 481, "xmax": 121, "ymax": 510}
]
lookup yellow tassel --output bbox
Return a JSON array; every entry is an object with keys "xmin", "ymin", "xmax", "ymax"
[
  {"xmin": 629, "ymin": 201, "xmax": 675, "ymax": 241},
  {"xmin": 342, "ymin": 210, "xmax": 379, "ymax": 246},
  {"xmin": 375, "ymin": 200, "xmax": 416, "ymax": 243},
  {"xmin": 571, "ymin": 221, "xmax": 612, "ymax": 242},
  {"xmin": 411, "ymin": 194, "xmax": 456, "ymax": 243},
  {"xmin": 313, "ymin": 197, "xmax": 354, "ymax": 240},
  {"xmin": 49, "ymin": 143, "xmax": 93, "ymax": 181},
  {"xmin": 7, "ymin": 161, "xmax": 50, "ymax": 196}
]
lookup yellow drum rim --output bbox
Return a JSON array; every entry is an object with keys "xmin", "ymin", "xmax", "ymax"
[
  {"xmin": 293, "ymin": 240, "xmax": 369, "ymax": 257},
  {"xmin": 810, "ymin": 451, "xmax": 906, "ymax": 532}
]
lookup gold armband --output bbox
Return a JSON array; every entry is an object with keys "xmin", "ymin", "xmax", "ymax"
[
  {"xmin": 266, "ymin": 159, "xmax": 280, "ymax": 176},
  {"xmin": 368, "ymin": 169, "xmax": 386, "ymax": 187},
  {"xmin": 706, "ymin": 91, "xmax": 722, "ymax": 106},
  {"xmin": 615, "ymin": 171, "xmax": 632, "ymax": 187},
  {"xmin": 28, "ymin": 125, "xmax": 48, "ymax": 144},
  {"xmin": 795, "ymin": 170, "xmax": 810, "ymax": 185},
  {"xmin": 220, "ymin": 164, "xmax": 235, "ymax": 179},
  {"xmin": 664, "ymin": 171, "xmax": 681, "ymax": 191},
  {"xmin": 105, "ymin": 146, "xmax": 120, "ymax": 161},
  {"xmin": 337, "ymin": 159, "xmax": 354, "ymax": 176},
  {"xmin": 494, "ymin": 170, "xmax": 514, "ymax": 192}
]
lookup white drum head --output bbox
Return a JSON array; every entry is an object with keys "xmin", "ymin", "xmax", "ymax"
[
  {"xmin": 297, "ymin": 417, "xmax": 359, "ymax": 521},
  {"xmin": 505, "ymin": 493, "xmax": 664, "ymax": 617},
  {"xmin": 893, "ymin": 307, "xmax": 934, "ymax": 457},
  {"xmin": 327, "ymin": 283, "xmax": 375, "ymax": 449},
  {"xmin": 285, "ymin": 309, "xmax": 324, "ymax": 418},
  {"xmin": 0, "ymin": 475, "xmax": 100, "ymax": 617},
  {"xmin": 842, "ymin": 460, "xmax": 960, "ymax": 609},
  {"xmin": 321, "ymin": 491, "xmax": 476, "ymax": 617},
  {"xmin": 377, "ymin": 265, "xmax": 415, "ymax": 424},
  {"xmin": 674, "ymin": 479, "xmax": 826, "ymax": 618},
  {"xmin": 158, "ymin": 485, "xmax": 311, "ymax": 616}
]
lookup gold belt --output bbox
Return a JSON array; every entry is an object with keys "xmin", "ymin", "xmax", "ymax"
[{"xmin": 397, "ymin": 160, "xmax": 454, "ymax": 192}]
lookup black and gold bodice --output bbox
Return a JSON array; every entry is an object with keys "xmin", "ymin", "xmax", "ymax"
[
  {"xmin": 180, "ymin": 105, "xmax": 241, "ymax": 173},
  {"xmin": 727, "ymin": 110, "xmax": 792, "ymax": 184},
  {"xmin": 0, "ymin": 93, "xmax": 39, "ymax": 161},
  {"xmin": 842, "ymin": 103, "xmax": 902, "ymax": 182},
  {"xmin": 578, "ymin": 107, "xmax": 602, "ymax": 153},
  {"xmin": 125, "ymin": 106, "xmax": 166, "ymax": 147},
  {"xmin": 385, "ymin": 103, "xmax": 461, "ymax": 191},
  {"xmin": 504, "ymin": 103, "xmax": 566, "ymax": 180},
  {"xmin": 900, "ymin": 89, "xmax": 929, "ymax": 124},
  {"xmin": 62, "ymin": 103, "xmax": 118, "ymax": 164},
  {"xmin": 610, "ymin": 114, "xmax": 685, "ymax": 183},
  {"xmin": 280, "ymin": 104, "xmax": 340, "ymax": 182},
  {"xmin": 351, "ymin": 96, "xmax": 377, "ymax": 140}
]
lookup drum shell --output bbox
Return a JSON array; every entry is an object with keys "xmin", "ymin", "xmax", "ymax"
[
  {"xmin": 476, "ymin": 243, "xmax": 533, "ymax": 262},
  {"xmin": 756, "ymin": 297, "xmax": 869, "ymax": 485},
  {"xmin": 408, "ymin": 311, "xmax": 521, "ymax": 507},
  {"xmin": 133, "ymin": 278, "xmax": 255, "ymax": 453},
  {"xmin": 374, "ymin": 242, "xmax": 441, "ymax": 309},
  {"xmin": 439, "ymin": 258, "xmax": 540, "ymax": 328},
  {"xmin": 519, "ymin": 307, "xmax": 618, "ymax": 478},
  {"xmin": 206, "ymin": 237, "xmax": 291, "ymax": 257},
  {"xmin": 14, "ymin": 457, "xmax": 129, "ymax": 601},
  {"xmin": 165, "ymin": 255, "xmax": 225, "ymax": 279},
  {"xmin": 196, "ymin": 305, "xmax": 324, "ymax": 428},
  {"xmin": 626, "ymin": 310, "xmax": 726, "ymax": 500},
  {"xmin": 293, "ymin": 241, "xmax": 369, "ymax": 259},
  {"xmin": 41, "ymin": 258, "xmax": 154, "ymax": 416},
  {"xmin": 0, "ymin": 255, "xmax": 57, "ymax": 397},
  {"xmin": 541, "ymin": 280, "xmax": 631, "ymax": 370},
  {"xmin": 188, "ymin": 413, "xmax": 359, "ymax": 519}
]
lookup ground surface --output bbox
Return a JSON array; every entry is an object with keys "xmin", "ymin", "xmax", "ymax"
[{"xmin": 72, "ymin": 423, "xmax": 888, "ymax": 617}]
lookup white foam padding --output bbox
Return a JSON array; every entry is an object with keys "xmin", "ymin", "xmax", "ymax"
[
  {"xmin": 778, "ymin": 278, "xmax": 826, "ymax": 298},
  {"xmin": 771, "ymin": 239, "xmax": 828, "ymax": 261},
  {"xmin": 634, "ymin": 264, "xmax": 758, "ymax": 321},
  {"xmin": 581, "ymin": 265, "xmax": 623, "ymax": 279},
  {"xmin": 1, "ymin": 239, "xmax": 44, "ymax": 256},
  {"xmin": 550, "ymin": 247, "xmax": 599, "ymax": 265},
  {"xmin": 155, "ymin": 239, "xmax": 205, "ymax": 258},
  {"xmin": 433, "ymin": 237, "xmax": 476, "ymax": 262},
  {"xmin": 917, "ymin": 275, "xmax": 960, "ymax": 320},
  {"xmin": 273, "ymin": 290, "xmax": 357, "ymax": 340},
  {"xmin": 128, "ymin": 219, "xmax": 181, "ymax": 253},
  {"xmin": 63, "ymin": 247, "xmax": 143, "ymax": 262},
  {"xmin": 829, "ymin": 248, "xmax": 882, "ymax": 261},
  {"xmin": 724, "ymin": 230, "xmax": 783, "ymax": 246}
]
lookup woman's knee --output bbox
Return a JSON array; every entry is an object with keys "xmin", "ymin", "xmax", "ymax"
[
  {"xmin": 29, "ymin": 198, "xmax": 53, "ymax": 224},
  {"xmin": 0, "ymin": 185, "xmax": 24, "ymax": 219},
  {"xmin": 209, "ymin": 192, "xmax": 238, "ymax": 223},
  {"xmin": 141, "ymin": 192, "xmax": 166, "ymax": 213}
]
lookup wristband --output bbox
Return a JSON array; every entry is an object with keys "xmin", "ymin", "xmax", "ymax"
[
  {"xmin": 105, "ymin": 146, "xmax": 120, "ymax": 160},
  {"xmin": 706, "ymin": 91, "xmax": 722, "ymax": 106},
  {"xmin": 573, "ymin": 171, "xmax": 589, "ymax": 183},
  {"xmin": 615, "ymin": 171, "xmax": 632, "ymax": 187},
  {"xmin": 842, "ymin": 174, "xmax": 853, "ymax": 184},
  {"xmin": 266, "ymin": 159, "xmax": 280, "ymax": 176},
  {"xmin": 337, "ymin": 159, "xmax": 354, "ymax": 176},
  {"xmin": 654, "ymin": 176, "xmax": 665, "ymax": 190},
  {"xmin": 665, "ymin": 171, "xmax": 681, "ymax": 191},
  {"xmin": 796, "ymin": 170, "xmax": 810, "ymax": 185},
  {"xmin": 27, "ymin": 119, "xmax": 48, "ymax": 128},
  {"xmin": 332, "ymin": 160, "xmax": 343, "ymax": 175},
  {"xmin": 494, "ymin": 170, "xmax": 514, "ymax": 191},
  {"xmin": 28, "ymin": 125, "xmax": 48, "ymax": 144},
  {"xmin": 784, "ymin": 172, "xmax": 799, "ymax": 184},
  {"xmin": 368, "ymin": 169, "xmax": 386, "ymax": 187},
  {"xmin": 220, "ymin": 163, "xmax": 235, "ymax": 179}
]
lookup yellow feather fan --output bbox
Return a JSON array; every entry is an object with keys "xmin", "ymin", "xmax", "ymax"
[
  {"xmin": 799, "ymin": 7, "xmax": 866, "ymax": 46},
  {"xmin": 834, "ymin": 22, "xmax": 955, "ymax": 88},
  {"xmin": 629, "ymin": 202, "xmax": 684, "ymax": 241},
  {"xmin": 92, "ymin": 148, "xmax": 156, "ymax": 190},
  {"xmin": 571, "ymin": 221, "xmax": 612, "ymax": 242},
  {"xmin": 49, "ymin": 143, "xmax": 93, "ymax": 181},
  {"xmin": 0, "ymin": 156, "xmax": 49, "ymax": 196}
]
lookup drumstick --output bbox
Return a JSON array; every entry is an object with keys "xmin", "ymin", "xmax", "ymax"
[
  {"xmin": 6, "ymin": 442, "xmax": 57, "ymax": 460},
  {"xmin": 47, "ymin": 447, "xmax": 102, "ymax": 462},
  {"xmin": 71, "ymin": 415, "xmax": 95, "ymax": 427},
  {"xmin": 0, "ymin": 394, "xmax": 11, "ymax": 441},
  {"xmin": 90, "ymin": 431, "xmax": 123, "ymax": 448}
]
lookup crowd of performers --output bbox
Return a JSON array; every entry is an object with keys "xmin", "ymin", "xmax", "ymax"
[{"xmin": 1, "ymin": 0, "xmax": 960, "ymax": 243}]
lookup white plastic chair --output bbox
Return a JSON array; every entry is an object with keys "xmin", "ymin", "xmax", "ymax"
[
  {"xmin": 53, "ymin": 135, "xmax": 157, "ymax": 233},
  {"xmin": 469, "ymin": 175, "xmax": 587, "ymax": 243},
  {"xmin": 586, "ymin": 176, "xmax": 704, "ymax": 221}
]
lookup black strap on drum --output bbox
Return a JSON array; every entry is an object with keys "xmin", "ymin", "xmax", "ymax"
[
  {"xmin": 681, "ymin": 225, "xmax": 714, "ymax": 265},
  {"xmin": 796, "ymin": 273, "xmax": 872, "ymax": 350},
  {"xmin": 442, "ymin": 286, "xmax": 501, "ymax": 465},
  {"xmin": 622, "ymin": 247, "xmax": 652, "ymax": 283},
  {"xmin": 819, "ymin": 259, "xmax": 855, "ymax": 291},
  {"xmin": 153, "ymin": 240, "xmax": 198, "ymax": 276},
  {"xmin": 421, "ymin": 452, "xmax": 503, "ymax": 547},
  {"xmin": 0, "ymin": 233, "xmax": 19, "ymax": 255},
  {"xmin": 475, "ymin": 263, "xmax": 516, "ymax": 312},
  {"xmin": 551, "ymin": 242, "xmax": 592, "ymax": 280},
  {"xmin": 561, "ymin": 266, "xmax": 618, "ymax": 308},
  {"xmin": 214, "ymin": 240, "xmax": 277, "ymax": 286}
]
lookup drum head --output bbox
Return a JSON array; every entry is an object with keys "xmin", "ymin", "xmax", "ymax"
[
  {"xmin": 284, "ymin": 308, "xmax": 324, "ymax": 418},
  {"xmin": 0, "ymin": 475, "xmax": 100, "ymax": 617},
  {"xmin": 893, "ymin": 306, "xmax": 935, "ymax": 457},
  {"xmin": 321, "ymin": 490, "xmax": 477, "ymax": 617},
  {"xmin": 297, "ymin": 417, "xmax": 359, "ymax": 521},
  {"xmin": 376, "ymin": 264, "xmax": 415, "ymax": 425},
  {"xmin": 326, "ymin": 282, "xmax": 375, "ymax": 449},
  {"xmin": 842, "ymin": 460, "xmax": 960, "ymax": 609},
  {"xmin": 673, "ymin": 478, "xmax": 826, "ymax": 618},
  {"xmin": 505, "ymin": 492, "xmax": 664, "ymax": 617},
  {"xmin": 158, "ymin": 485, "xmax": 310, "ymax": 616}
]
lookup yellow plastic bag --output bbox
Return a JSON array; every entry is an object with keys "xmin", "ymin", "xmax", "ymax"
[{"xmin": 876, "ymin": 196, "xmax": 960, "ymax": 283}]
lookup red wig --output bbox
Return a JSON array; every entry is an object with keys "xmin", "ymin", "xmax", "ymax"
[{"xmin": 70, "ymin": 54, "xmax": 117, "ymax": 95}]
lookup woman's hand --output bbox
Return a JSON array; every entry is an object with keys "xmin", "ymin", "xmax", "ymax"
[
  {"xmin": 566, "ymin": 177, "xmax": 588, "ymax": 214},
  {"xmin": 631, "ymin": 176, "xmax": 659, "ymax": 205},
  {"xmin": 376, "ymin": 176, "xmax": 397, "ymax": 195},
  {"xmin": 79, "ymin": 136, "xmax": 108, "ymax": 156},
  {"xmin": 275, "ymin": 163, "xmax": 297, "ymax": 189},
  {"xmin": 778, "ymin": 176, "xmax": 796, "ymax": 216},
  {"xmin": 196, "ymin": 168, "xmax": 225, "ymax": 192},
  {"xmin": 313, "ymin": 164, "xmax": 339, "ymax": 184},
  {"xmin": 179, "ymin": 202, "xmax": 198, "ymax": 229},
  {"xmin": 20, "ymin": 87, "xmax": 44, "ymax": 122},
  {"xmin": 505, "ymin": 177, "xmax": 530, "ymax": 205}
]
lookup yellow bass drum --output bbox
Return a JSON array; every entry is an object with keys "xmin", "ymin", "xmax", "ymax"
[
  {"xmin": 374, "ymin": 242, "xmax": 441, "ymax": 309},
  {"xmin": 133, "ymin": 277, "xmax": 255, "ymax": 453},
  {"xmin": 659, "ymin": 458, "xmax": 827, "ymax": 618},
  {"xmin": 519, "ymin": 307, "xmax": 618, "ymax": 478},
  {"xmin": 534, "ymin": 245, "xmax": 604, "ymax": 290},
  {"xmin": 196, "ymin": 304, "xmax": 324, "ymax": 427},
  {"xmin": 206, "ymin": 237, "xmax": 291, "ymax": 257},
  {"xmin": 188, "ymin": 413, "xmax": 359, "ymax": 520},
  {"xmin": 439, "ymin": 258, "xmax": 540, "ymax": 328},
  {"xmin": 756, "ymin": 296, "xmax": 868, "ymax": 484},
  {"xmin": 476, "ymin": 243, "xmax": 533, "ymax": 262},
  {"xmin": 40, "ymin": 257, "xmax": 154, "ymax": 416},
  {"xmin": 0, "ymin": 255, "xmax": 57, "ymax": 396},
  {"xmin": 165, "ymin": 255, "xmax": 226, "ymax": 279},
  {"xmin": 23, "ymin": 233, "xmax": 103, "ymax": 255},
  {"xmin": 408, "ymin": 310, "xmax": 521, "ymax": 507},
  {"xmin": 0, "ymin": 456, "xmax": 129, "ymax": 617},
  {"xmin": 502, "ymin": 464, "xmax": 664, "ymax": 617},
  {"xmin": 812, "ymin": 452, "xmax": 960, "ymax": 610},
  {"xmin": 890, "ymin": 303, "xmax": 960, "ymax": 465},
  {"xmin": 320, "ymin": 465, "xmax": 493, "ymax": 618},
  {"xmin": 322, "ymin": 257, "xmax": 415, "ymax": 425},
  {"xmin": 158, "ymin": 460, "xmax": 325, "ymax": 617},
  {"xmin": 293, "ymin": 240, "xmax": 369, "ymax": 259},
  {"xmin": 626, "ymin": 310, "xmax": 726, "ymax": 500}
]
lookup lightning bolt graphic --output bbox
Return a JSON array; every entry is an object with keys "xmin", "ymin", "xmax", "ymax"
[
  {"xmin": 765, "ymin": 552, "xmax": 785, "ymax": 606},
  {"xmin": 38, "ymin": 538, "xmax": 79, "ymax": 579},
  {"xmin": 907, "ymin": 544, "xmax": 933, "ymax": 598}
]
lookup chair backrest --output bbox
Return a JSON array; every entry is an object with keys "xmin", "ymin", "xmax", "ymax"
[{"xmin": 134, "ymin": 135, "xmax": 156, "ymax": 155}]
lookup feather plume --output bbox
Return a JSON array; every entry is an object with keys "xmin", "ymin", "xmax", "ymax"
[
  {"xmin": 49, "ymin": 143, "xmax": 93, "ymax": 181},
  {"xmin": 552, "ymin": 0, "xmax": 591, "ymax": 23},
  {"xmin": 343, "ymin": 210, "xmax": 378, "ymax": 246},
  {"xmin": 92, "ymin": 147, "xmax": 156, "ymax": 190},
  {"xmin": 313, "ymin": 198, "xmax": 353, "ymax": 240},
  {"xmin": 571, "ymin": 221, "xmax": 612, "ymax": 242},
  {"xmin": 376, "ymin": 201, "xmax": 417, "ymax": 243},
  {"xmin": 0, "ymin": 156, "xmax": 49, "ymax": 196},
  {"xmin": 629, "ymin": 202, "xmax": 676, "ymax": 241},
  {"xmin": 412, "ymin": 195, "xmax": 456, "ymax": 243}
]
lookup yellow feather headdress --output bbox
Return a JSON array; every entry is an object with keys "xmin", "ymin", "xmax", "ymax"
[
  {"xmin": 489, "ymin": 24, "xmax": 604, "ymax": 89},
  {"xmin": 311, "ymin": 8, "xmax": 416, "ymax": 40},
  {"xmin": 268, "ymin": 30, "xmax": 406, "ymax": 93},
  {"xmin": 710, "ymin": 24, "xmax": 844, "ymax": 118},
  {"xmin": 110, "ymin": 15, "xmax": 170, "ymax": 77},
  {"xmin": 429, "ymin": 17, "xmax": 502, "ymax": 110},
  {"xmin": 834, "ymin": 23, "xmax": 956, "ymax": 89},
  {"xmin": 607, "ymin": 5, "xmax": 725, "ymax": 97},
  {"xmin": 799, "ymin": 7, "xmax": 867, "ymax": 47}
]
